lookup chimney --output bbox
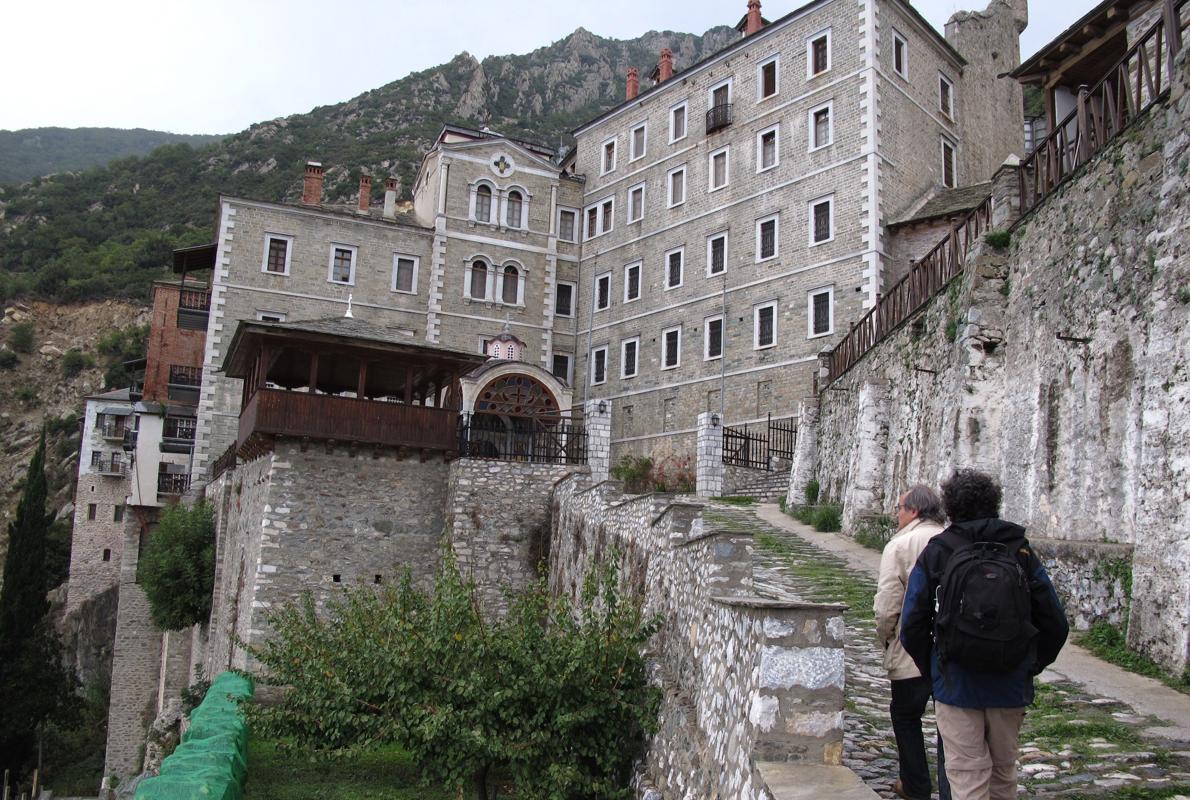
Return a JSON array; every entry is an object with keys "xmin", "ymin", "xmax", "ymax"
[
  {"xmin": 383, "ymin": 178, "xmax": 398, "ymax": 219},
  {"xmin": 301, "ymin": 161, "xmax": 324, "ymax": 205},
  {"xmin": 745, "ymin": 0, "xmax": 763, "ymax": 35},
  {"xmin": 626, "ymin": 67, "xmax": 640, "ymax": 100},
  {"xmin": 658, "ymin": 48, "xmax": 674, "ymax": 82},
  {"xmin": 357, "ymin": 174, "xmax": 372, "ymax": 213}
]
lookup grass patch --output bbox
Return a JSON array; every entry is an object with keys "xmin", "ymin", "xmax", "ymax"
[
  {"xmin": 1079, "ymin": 622, "xmax": 1190, "ymax": 694},
  {"xmin": 1063, "ymin": 787, "xmax": 1190, "ymax": 800},
  {"xmin": 245, "ymin": 739, "xmax": 456, "ymax": 800},
  {"xmin": 755, "ymin": 531, "xmax": 874, "ymax": 623},
  {"xmin": 716, "ymin": 495, "xmax": 757, "ymax": 506},
  {"xmin": 984, "ymin": 230, "xmax": 1012, "ymax": 249},
  {"xmin": 852, "ymin": 515, "xmax": 895, "ymax": 552}
]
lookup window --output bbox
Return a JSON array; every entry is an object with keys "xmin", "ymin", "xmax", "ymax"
[
  {"xmin": 709, "ymin": 146, "xmax": 729, "ymax": 191},
  {"xmin": 707, "ymin": 232, "xmax": 728, "ymax": 276},
  {"xmin": 558, "ymin": 208, "xmax": 577, "ymax": 242},
  {"xmin": 102, "ymin": 548, "xmax": 112, "ymax": 562},
  {"xmin": 114, "ymin": 505, "xmax": 124, "ymax": 523},
  {"xmin": 555, "ymin": 281, "xmax": 576, "ymax": 317},
  {"xmin": 257, "ymin": 311, "xmax": 286, "ymax": 322},
  {"xmin": 704, "ymin": 315, "xmax": 724, "ymax": 360},
  {"xmin": 808, "ymin": 30, "xmax": 831, "ymax": 77},
  {"xmin": 757, "ymin": 124, "xmax": 779, "ymax": 172},
  {"xmin": 756, "ymin": 214, "xmax": 779, "ymax": 262},
  {"xmin": 669, "ymin": 101, "xmax": 688, "ymax": 142},
  {"xmin": 586, "ymin": 207, "xmax": 598, "ymax": 239},
  {"xmin": 505, "ymin": 190, "xmax": 524, "ymax": 228},
  {"xmin": 808, "ymin": 287, "xmax": 834, "ymax": 337},
  {"xmin": 595, "ymin": 272, "xmax": 611, "ymax": 311},
  {"xmin": 754, "ymin": 302, "xmax": 777, "ymax": 349},
  {"xmin": 87, "ymin": 503, "xmax": 97, "ymax": 521},
  {"xmin": 628, "ymin": 182, "xmax": 646, "ymax": 223},
  {"xmin": 893, "ymin": 31, "xmax": 908, "ymax": 78},
  {"xmin": 392, "ymin": 254, "xmax": 419, "ymax": 294},
  {"xmin": 585, "ymin": 198, "xmax": 614, "ymax": 239},
  {"xmin": 328, "ymin": 244, "xmax": 356, "ymax": 285},
  {"xmin": 262, "ymin": 234, "xmax": 292, "ymax": 275},
  {"xmin": 602, "ymin": 137, "xmax": 617, "ymax": 174},
  {"xmin": 551, "ymin": 353, "xmax": 573, "ymax": 383},
  {"xmin": 621, "ymin": 338, "xmax": 639, "ymax": 379},
  {"xmin": 468, "ymin": 259, "xmax": 489, "ymax": 300},
  {"xmin": 667, "ymin": 165, "xmax": 686, "ymax": 207},
  {"xmin": 474, "ymin": 184, "xmax": 494, "ymax": 222},
  {"xmin": 941, "ymin": 138, "xmax": 957, "ymax": 188},
  {"xmin": 623, "ymin": 261, "xmax": 641, "ymax": 302},
  {"xmin": 809, "ymin": 102, "xmax": 833, "ymax": 150},
  {"xmin": 939, "ymin": 74, "xmax": 954, "ymax": 118},
  {"xmin": 591, "ymin": 346, "xmax": 608, "ymax": 385},
  {"xmin": 630, "ymin": 122, "xmax": 647, "ymax": 161},
  {"xmin": 758, "ymin": 55, "xmax": 779, "ymax": 99},
  {"xmin": 661, "ymin": 326, "xmax": 681, "ymax": 369},
  {"xmin": 709, "ymin": 79, "xmax": 731, "ymax": 109},
  {"xmin": 809, "ymin": 196, "xmax": 834, "ymax": 245},
  {"xmin": 501, "ymin": 265, "xmax": 521, "ymax": 305},
  {"xmin": 665, "ymin": 247, "xmax": 684, "ymax": 290}
]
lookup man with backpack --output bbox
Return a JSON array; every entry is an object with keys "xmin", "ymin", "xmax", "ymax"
[{"xmin": 900, "ymin": 469, "xmax": 1069, "ymax": 800}]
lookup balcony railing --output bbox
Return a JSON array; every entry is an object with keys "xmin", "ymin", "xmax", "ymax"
[
  {"xmin": 706, "ymin": 103, "xmax": 733, "ymax": 134},
  {"xmin": 457, "ymin": 414, "xmax": 588, "ymax": 465},
  {"xmin": 177, "ymin": 288, "xmax": 211, "ymax": 331},
  {"xmin": 162, "ymin": 417, "xmax": 197, "ymax": 453},
  {"xmin": 94, "ymin": 456, "xmax": 127, "ymax": 477},
  {"xmin": 168, "ymin": 365, "xmax": 203, "ymax": 386},
  {"xmin": 158, "ymin": 472, "xmax": 191, "ymax": 495},
  {"xmin": 100, "ymin": 421, "xmax": 127, "ymax": 440},
  {"xmin": 122, "ymin": 429, "xmax": 138, "ymax": 451}
]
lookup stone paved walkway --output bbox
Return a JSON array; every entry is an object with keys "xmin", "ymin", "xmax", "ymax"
[{"xmin": 711, "ymin": 501, "xmax": 1190, "ymax": 799}]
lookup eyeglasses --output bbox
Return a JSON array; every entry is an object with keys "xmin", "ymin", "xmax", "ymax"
[{"xmin": 894, "ymin": 504, "xmax": 905, "ymax": 512}]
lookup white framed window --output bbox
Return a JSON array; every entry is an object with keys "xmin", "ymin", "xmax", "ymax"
[
  {"xmin": 595, "ymin": 272, "xmax": 612, "ymax": 311},
  {"xmin": 256, "ymin": 310, "xmax": 286, "ymax": 322},
  {"xmin": 591, "ymin": 345, "xmax": 608, "ymax": 385},
  {"xmin": 756, "ymin": 214, "xmax": 779, "ymax": 262},
  {"xmin": 893, "ymin": 30, "xmax": 908, "ymax": 79},
  {"xmin": 557, "ymin": 207, "xmax": 578, "ymax": 242},
  {"xmin": 261, "ymin": 233, "xmax": 293, "ymax": 276},
  {"xmin": 601, "ymin": 137, "xmax": 617, "ymax": 174},
  {"xmin": 809, "ymin": 101, "xmax": 833, "ymax": 150},
  {"xmin": 391, "ymin": 253, "xmax": 419, "ymax": 294},
  {"xmin": 667, "ymin": 165, "xmax": 686, "ymax": 208},
  {"xmin": 467, "ymin": 258, "xmax": 491, "ymax": 300},
  {"xmin": 704, "ymin": 314, "xmax": 724, "ymax": 360},
  {"xmin": 499, "ymin": 263, "xmax": 523, "ymax": 305},
  {"xmin": 623, "ymin": 261, "xmax": 642, "ymax": 303},
  {"xmin": 941, "ymin": 137, "xmax": 957, "ymax": 188},
  {"xmin": 551, "ymin": 353, "xmax": 573, "ymax": 384},
  {"xmin": 620, "ymin": 337, "xmax": 639, "ymax": 379},
  {"xmin": 327, "ymin": 244, "xmax": 357, "ymax": 285},
  {"xmin": 664, "ymin": 246, "xmax": 684, "ymax": 290},
  {"xmin": 504, "ymin": 189, "xmax": 526, "ymax": 228},
  {"xmin": 807, "ymin": 29, "xmax": 831, "ymax": 77},
  {"xmin": 707, "ymin": 231, "xmax": 728, "ymax": 276},
  {"xmin": 939, "ymin": 73, "xmax": 955, "ymax": 119},
  {"xmin": 809, "ymin": 195, "xmax": 834, "ymax": 245},
  {"xmin": 758, "ymin": 54, "xmax": 780, "ymax": 100},
  {"xmin": 807, "ymin": 286, "xmax": 834, "ymax": 338},
  {"xmin": 627, "ymin": 182, "xmax": 646, "ymax": 223},
  {"xmin": 630, "ymin": 121, "xmax": 648, "ymax": 161},
  {"xmin": 584, "ymin": 197, "xmax": 614, "ymax": 239},
  {"xmin": 555, "ymin": 280, "xmax": 576, "ymax": 318},
  {"xmin": 757, "ymin": 124, "xmax": 780, "ymax": 172},
  {"xmin": 471, "ymin": 182, "xmax": 495, "ymax": 223},
  {"xmin": 661, "ymin": 325, "xmax": 681, "ymax": 370},
  {"xmin": 709, "ymin": 78, "xmax": 732, "ymax": 111},
  {"xmin": 708, "ymin": 145, "xmax": 730, "ymax": 192},
  {"xmin": 754, "ymin": 301, "xmax": 777, "ymax": 349},
  {"xmin": 669, "ymin": 101, "xmax": 688, "ymax": 143}
]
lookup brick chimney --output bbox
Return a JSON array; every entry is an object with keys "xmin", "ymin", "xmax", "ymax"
[
  {"xmin": 383, "ymin": 178, "xmax": 398, "ymax": 219},
  {"xmin": 626, "ymin": 67, "xmax": 640, "ymax": 100},
  {"xmin": 301, "ymin": 161, "xmax": 324, "ymax": 205},
  {"xmin": 658, "ymin": 48, "xmax": 674, "ymax": 82},
  {"xmin": 357, "ymin": 174, "xmax": 372, "ymax": 213},
  {"xmin": 745, "ymin": 0, "xmax": 763, "ymax": 35}
]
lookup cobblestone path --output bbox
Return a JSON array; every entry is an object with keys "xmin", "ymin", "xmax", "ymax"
[{"xmin": 710, "ymin": 503, "xmax": 1190, "ymax": 799}]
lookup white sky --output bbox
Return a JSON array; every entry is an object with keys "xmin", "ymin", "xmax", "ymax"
[{"xmin": 1, "ymin": 0, "xmax": 1094, "ymax": 134}]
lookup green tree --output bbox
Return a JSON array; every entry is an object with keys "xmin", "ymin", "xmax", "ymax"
[
  {"xmin": 138, "ymin": 502, "xmax": 216, "ymax": 630},
  {"xmin": 8, "ymin": 321, "xmax": 35, "ymax": 353},
  {"xmin": 246, "ymin": 555, "xmax": 660, "ymax": 800}
]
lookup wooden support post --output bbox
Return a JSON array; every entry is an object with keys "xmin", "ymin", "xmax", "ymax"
[
  {"xmin": 357, "ymin": 360, "xmax": 368, "ymax": 399},
  {"xmin": 308, "ymin": 352, "xmax": 319, "ymax": 394},
  {"xmin": 258, "ymin": 344, "xmax": 270, "ymax": 390},
  {"xmin": 1076, "ymin": 85, "xmax": 1091, "ymax": 165},
  {"xmin": 1164, "ymin": 0, "xmax": 1183, "ymax": 85},
  {"xmin": 404, "ymin": 368, "xmax": 413, "ymax": 404}
]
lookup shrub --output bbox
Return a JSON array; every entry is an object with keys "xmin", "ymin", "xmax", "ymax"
[
  {"xmin": 61, "ymin": 349, "xmax": 95, "ymax": 379},
  {"xmin": 853, "ymin": 514, "xmax": 896, "ymax": 551},
  {"xmin": 984, "ymin": 230, "xmax": 1012, "ymax": 250},
  {"xmin": 804, "ymin": 478, "xmax": 820, "ymax": 505},
  {"xmin": 138, "ymin": 502, "xmax": 215, "ymax": 630},
  {"xmin": 610, "ymin": 455, "xmax": 653, "ymax": 493},
  {"xmin": 8, "ymin": 321, "xmax": 35, "ymax": 353},
  {"xmin": 610, "ymin": 454, "xmax": 694, "ymax": 494},
  {"xmin": 179, "ymin": 667, "xmax": 211, "ymax": 715},
  {"xmin": 0, "ymin": 349, "xmax": 17, "ymax": 369},
  {"xmin": 811, "ymin": 504, "xmax": 843, "ymax": 532},
  {"xmin": 15, "ymin": 386, "xmax": 39, "ymax": 408}
]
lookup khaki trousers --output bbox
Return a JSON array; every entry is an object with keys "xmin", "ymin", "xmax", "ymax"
[{"xmin": 934, "ymin": 702, "xmax": 1025, "ymax": 800}]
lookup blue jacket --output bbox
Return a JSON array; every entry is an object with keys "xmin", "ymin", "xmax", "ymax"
[{"xmin": 899, "ymin": 518, "xmax": 1069, "ymax": 708}]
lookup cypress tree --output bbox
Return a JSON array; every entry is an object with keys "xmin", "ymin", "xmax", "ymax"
[{"xmin": 0, "ymin": 429, "xmax": 50, "ymax": 652}]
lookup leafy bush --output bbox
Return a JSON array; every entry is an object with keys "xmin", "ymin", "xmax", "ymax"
[
  {"xmin": 610, "ymin": 455, "xmax": 653, "ymax": 493},
  {"xmin": 0, "ymin": 349, "xmax": 17, "ymax": 369},
  {"xmin": 14, "ymin": 386, "xmax": 39, "ymax": 408},
  {"xmin": 610, "ymin": 454, "xmax": 694, "ymax": 494},
  {"xmin": 984, "ymin": 230, "xmax": 1012, "ymax": 250},
  {"xmin": 811, "ymin": 504, "xmax": 843, "ymax": 532},
  {"xmin": 138, "ymin": 502, "xmax": 215, "ymax": 630},
  {"xmin": 853, "ymin": 515, "xmax": 896, "ymax": 551},
  {"xmin": 61, "ymin": 349, "xmax": 95, "ymax": 378},
  {"xmin": 8, "ymin": 321, "xmax": 35, "ymax": 353},
  {"xmin": 794, "ymin": 506, "xmax": 815, "ymax": 525},
  {"xmin": 804, "ymin": 478, "xmax": 820, "ymax": 505},
  {"xmin": 180, "ymin": 667, "xmax": 211, "ymax": 715}
]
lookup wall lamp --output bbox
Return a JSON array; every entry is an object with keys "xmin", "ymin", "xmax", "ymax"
[
  {"xmin": 710, "ymin": 413, "xmax": 720, "ymax": 427},
  {"xmin": 597, "ymin": 400, "xmax": 607, "ymax": 414}
]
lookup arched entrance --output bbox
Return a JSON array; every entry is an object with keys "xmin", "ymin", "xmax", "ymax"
[{"xmin": 466, "ymin": 373, "xmax": 563, "ymax": 460}]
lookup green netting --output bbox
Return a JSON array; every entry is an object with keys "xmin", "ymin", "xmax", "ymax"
[{"xmin": 136, "ymin": 671, "xmax": 254, "ymax": 800}]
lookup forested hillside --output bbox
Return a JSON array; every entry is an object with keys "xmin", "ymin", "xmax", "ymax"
[
  {"xmin": 0, "ymin": 26, "xmax": 733, "ymax": 304},
  {"xmin": 0, "ymin": 128, "xmax": 224, "ymax": 184}
]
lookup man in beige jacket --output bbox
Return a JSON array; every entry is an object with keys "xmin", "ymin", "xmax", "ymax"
[{"xmin": 875, "ymin": 484, "xmax": 950, "ymax": 800}]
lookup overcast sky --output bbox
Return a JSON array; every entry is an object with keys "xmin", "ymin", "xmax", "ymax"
[{"xmin": 2, "ymin": 0, "xmax": 1093, "ymax": 135}]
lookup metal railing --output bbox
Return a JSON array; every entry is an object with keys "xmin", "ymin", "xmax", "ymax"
[
  {"xmin": 122, "ymin": 429, "xmax": 138, "ymax": 450},
  {"xmin": 158, "ymin": 472, "xmax": 191, "ymax": 495},
  {"xmin": 457, "ymin": 414, "xmax": 588, "ymax": 465},
  {"xmin": 99, "ymin": 419, "xmax": 127, "ymax": 440},
  {"xmin": 178, "ymin": 288, "xmax": 211, "ymax": 311},
  {"xmin": 94, "ymin": 456, "xmax": 127, "ymax": 476},
  {"xmin": 706, "ymin": 103, "xmax": 733, "ymax": 134},
  {"xmin": 164, "ymin": 417, "xmax": 197, "ymax": 441},
  {"xmin": 722, "ymin": 414, "xmax": 797, "ymax": 470},
  {"xmin": 168, "ymin": 364, "xmax": 203, "ymax": 387},
  {"xmin": 210, "ymin": 443, "xmax": 238, "ymax": 480}
]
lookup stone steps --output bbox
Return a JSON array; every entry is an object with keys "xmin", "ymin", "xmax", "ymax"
[{"xmin": 726, "ymin": 472, "xmax": 790, "ymax": 501}]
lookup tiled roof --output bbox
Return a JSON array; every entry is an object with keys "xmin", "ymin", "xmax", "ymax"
[{"xmin": 889, "ymin": 182, "xmax": 992, "ymax": 227}]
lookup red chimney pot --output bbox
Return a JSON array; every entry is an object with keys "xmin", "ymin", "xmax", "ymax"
[
  {"xmin": 357, "ymin": 174, "xmax": 372, "ymax": 212},
  {"xmin": 302, "ymin": 161, "xmax": 324, "ymax": 205},
  {"xmin": 745, "ymin": 0, "xmax": 763, "ymax": 35},
  {"xmin": 626, "ymin": 67, "xmax": 640, "ymax": 100},
  {"xmin": 659, "ymin": 48, "xmax": 674, "ymax": 82}
]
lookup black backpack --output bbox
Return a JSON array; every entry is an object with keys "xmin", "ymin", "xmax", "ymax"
[{"xmin": 934, "ymin": 531, "xmax": 1038, "ymax": 672}]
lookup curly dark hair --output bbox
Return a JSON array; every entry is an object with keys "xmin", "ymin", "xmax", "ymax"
[{"xmin": 941, "ymin": 469, "xmax": 1002, "ymax": 522}]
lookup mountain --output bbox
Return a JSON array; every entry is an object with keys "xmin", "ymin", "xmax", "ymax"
[
  {"xmin": 0, "ymin": 26, "xmax": 735, "ymax": 305},
  {"xmin": 0, "ymin": 128, "xmax": 224, "ymax": 184}
]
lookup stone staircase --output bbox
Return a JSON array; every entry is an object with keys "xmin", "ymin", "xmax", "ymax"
[{"xmin": 724, "ymin": 470, "xmax": 789, "ymax": 502}]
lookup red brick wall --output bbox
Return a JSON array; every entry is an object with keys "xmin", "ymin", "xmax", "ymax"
[{"xmin": 143, "ymin": 283, "xmax": 207, "ymax": 404}]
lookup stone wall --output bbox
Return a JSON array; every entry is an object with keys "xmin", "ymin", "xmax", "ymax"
[
  {"xmin": 551, "ymin": 477, "xmax": 846, "ymax": 800},
  {"xmin": 1033, "ymin": 538, "xmax": 1134, "ymax": 631}
]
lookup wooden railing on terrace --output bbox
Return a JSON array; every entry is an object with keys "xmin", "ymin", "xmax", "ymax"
[{"xmin": 1019, "ymin": 0, "xmax": 1187, "ymax": 217}]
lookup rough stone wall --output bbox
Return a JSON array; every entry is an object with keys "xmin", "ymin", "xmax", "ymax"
[
  {"xmin": 551, "ymin": 478, "xmax": 846, "ymax": 800},
  {"xmin": 1033, "ymin": 538, "xmax": 1134, "ymax": 631}
]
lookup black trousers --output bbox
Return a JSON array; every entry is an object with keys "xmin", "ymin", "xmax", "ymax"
[{"xmin": 890, "ymin": 676, "xmax": 950, "ymax": 800}]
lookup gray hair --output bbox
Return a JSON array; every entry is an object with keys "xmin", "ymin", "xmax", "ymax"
[{"xmin": 902, "ymin": 484, "xmax": 946, "ymax": 524}]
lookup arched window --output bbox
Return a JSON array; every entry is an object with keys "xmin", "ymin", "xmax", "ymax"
[
  {"xmin": 506, "ymin": 190, "xmax": 523, "ymax": 228},
  {"xmin": 502, "ymin": 265, "xmax": 520, "ymax": 305},
  {"xmin": 475, "ymin": 185, "xmax": 493, "ymax": 222},
  {"xmin": 470, "ymin": 260, "xmax": 488, "ymax": 299}
]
